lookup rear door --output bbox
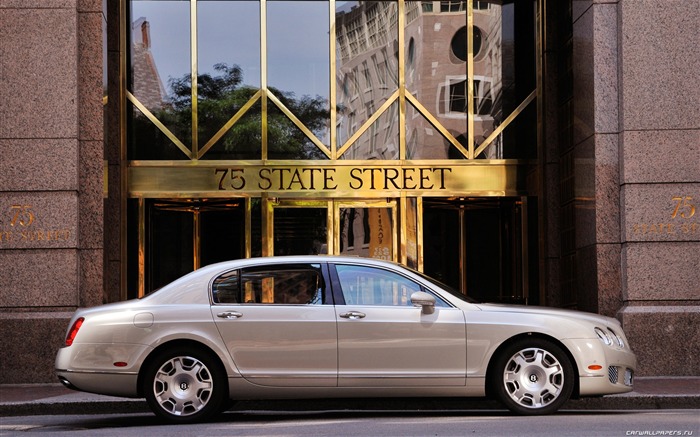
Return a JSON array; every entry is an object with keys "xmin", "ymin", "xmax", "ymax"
[
  {"xmin": 332, "ymin": 262, "xmax": 467, "ymax": 387},
  {"xmin": 211, "ymin": 262, "xmax": 337, "ymax": 387}
]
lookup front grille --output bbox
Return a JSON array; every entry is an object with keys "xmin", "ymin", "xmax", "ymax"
[{"xmin": 608, "ymin": 366, "xmax": 619, "ymax": 384}]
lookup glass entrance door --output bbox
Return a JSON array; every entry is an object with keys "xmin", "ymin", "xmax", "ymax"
[
  {"xmin": 422, "ymin": 197, "xmax": 534, "ymax": 304},
  {"xmin": 132, "ymin": 199, "xmax": 247, "ymax": 297},
  {"xmin": 335, "ymin": 200, "xmax": 398, "ymax": 262},
  {"xmin": 267, "ymin": 200, "xmax": 331, "ymax": 256}
]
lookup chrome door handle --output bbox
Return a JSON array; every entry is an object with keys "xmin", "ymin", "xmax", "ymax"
[
  {"xmin": 339, "ymin": 311, "xmax": 366, "ymax": 320},
  {"xmin": 217, "ymin": 311, "xmax": 243, "ymax": 319}
]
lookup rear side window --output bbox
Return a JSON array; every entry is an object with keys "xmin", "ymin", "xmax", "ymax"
[{"xmin": 212, "ymin": 264, "xmax": 325, "ymax": 305}]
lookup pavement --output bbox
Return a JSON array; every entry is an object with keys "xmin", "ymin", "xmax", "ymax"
[{"xmin": 1, "ymin": 377, "xmax": 698, "ymax": 417}]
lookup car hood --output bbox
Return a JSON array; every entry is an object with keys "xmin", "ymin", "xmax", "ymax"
[{"xmin": 474, "ymin": 303, "xmax": 621, "ymax": 328}]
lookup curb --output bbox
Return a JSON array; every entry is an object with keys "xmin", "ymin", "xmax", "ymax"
[{"xmin": 2, "ymin": 395, "xmax": 698, "ymax": 417}]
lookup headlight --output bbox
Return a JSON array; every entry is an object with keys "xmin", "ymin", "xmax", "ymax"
[
  {"xmin": 607, "ymin": 328, "xmax": 624, "ymax": 348},
  {"xmin": 594, "ymin": 327, "xmax": 612, "ymax": 345},
  {"xmin": 595, "ymin": 326, "xmax": 625, "ymax": 348}
]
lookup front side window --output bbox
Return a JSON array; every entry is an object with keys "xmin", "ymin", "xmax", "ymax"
[
  {"xmin": 335, "ymin": 264, "xmax": 437, "ymax": 307},
  {"xmin": 212, "ymin": 264, "xmax": 324, "ymax": 305}
]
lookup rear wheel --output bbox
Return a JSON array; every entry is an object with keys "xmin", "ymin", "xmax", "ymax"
[
  {"xmin": 143, "ymin": 347, "xmax": 227, "ymax": 423},
  {"xmin": 491, "ymin": 338, "xmax": 574, "ymax": 415}
]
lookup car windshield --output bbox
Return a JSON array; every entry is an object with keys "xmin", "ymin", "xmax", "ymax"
[{"xmin": 408, "ymin": 267, "xmax": 478, "ymax": 304}]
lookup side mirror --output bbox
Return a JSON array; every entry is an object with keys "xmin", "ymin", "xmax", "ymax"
[{"xmin": 410, "ymin": 291, "xmax": 436, "ymax": 315}]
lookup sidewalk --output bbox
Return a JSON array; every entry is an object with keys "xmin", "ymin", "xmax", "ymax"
[{"xmin": 1, "ymin": 377, "xmax": 698, "ymax": 417}]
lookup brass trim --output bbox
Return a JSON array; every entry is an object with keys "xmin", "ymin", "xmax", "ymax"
[
  {"xmin": 261, "ymin": 0, "xmax": 268, "ymax": 160},
  {"xmin": 329, "ymin": 0, "xmax": 337, "ymax": 159},
  {"xmin": 127, "ymin": 91, "xmax": 192, "ymax": 159},
  {"xmin": 399, "ymin": 193, "xmax": 407, "ymax": 265},
  {"xmin": 137, "ymin": 198, "xmax": 145, "ymax": 298},
  {"xmin": 245, "ymin": 198, "xmax": 252, "ymax": 258},
  {"xmin": 467, "ymin": 0, "xmax": 474, "ymax": 159},
  {"xmin": 193, "ymin": 208, "xmax": 201, "ymax": 270},
  {"xmin": 190, "ymin": 0, "xmax": 199, "ymax": 158},
  {"xmin": 398, "ymin": 0, "xmax": 406, "ymax": 161},
  {"xmin": 128, "ymin": 161, "xmax": 530, "ymax": 198},
  {"xmin": 416, "ymin": 196, "xmax": 423, "ymax": 271}
]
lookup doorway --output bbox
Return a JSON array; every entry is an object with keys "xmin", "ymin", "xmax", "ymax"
[{"xmin": 422, "ymin": 197, "xmax": 535, "ymax": 304}]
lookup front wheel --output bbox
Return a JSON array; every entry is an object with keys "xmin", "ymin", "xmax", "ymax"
[
  {"xmin": 491, "ymin": 338, "xmax": 574, "ymax": 415},
  {"xmin": 143, "ymin": 347, "xmax": 227, "ymax": 423}
]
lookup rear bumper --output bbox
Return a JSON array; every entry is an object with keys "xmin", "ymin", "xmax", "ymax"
[{"xmin": 55, "ymin": 343, "xmax": 144, "ymax": 398}]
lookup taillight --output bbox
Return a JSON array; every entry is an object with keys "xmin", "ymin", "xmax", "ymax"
[{"xmin": 65, "ymin": 317, "xmax": 84, "ymax": 346}]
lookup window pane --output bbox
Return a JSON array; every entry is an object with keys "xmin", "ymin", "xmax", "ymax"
[
  {"xmin": 335, "ymin": 264, "xmax": 420, "ymax": 306},
  {"xmin": 472, "ymin": 0, "xmax": 537, "ymax": 158},
  {"xmin": 404, "ymin": 1, "xmax": 466, "ymax": 159},
  {"xmin": 339, "ymin": 207, "xmax": 393, "ymax": 260},
  {"xmin": 336, "ymin": 1, "xmax": 399, "ymax": 158},
  {"xmin": 268, "ymin": 1, "xmax": 330, "ymax": 156},
  {"xmin": 198, "ymin": 1, "xmax": 261, "ymax": 159},
  {"xmin": 129, "ymin": 1, "xmax": 191, "ymax": 159},
  {"xmin": 212, "ymin": 265, "xmax": 324, "ymax": 305}
]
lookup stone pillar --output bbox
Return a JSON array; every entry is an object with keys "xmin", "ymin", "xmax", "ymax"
[
  {"xmin": 0, "ymin": 0, "xmax": 104, "ymax": 383},
  {"xmin": 570, "ymin": 1, "xmax": 622, "ymax": 317},
  {"xmin": 616, "ymin": 0, "xmax": 699, "ymax": 376}
]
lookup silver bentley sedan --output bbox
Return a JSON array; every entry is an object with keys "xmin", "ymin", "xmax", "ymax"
[{"xmin": 56, "ymin": 256, "xmax": 636, "ymax": 423}]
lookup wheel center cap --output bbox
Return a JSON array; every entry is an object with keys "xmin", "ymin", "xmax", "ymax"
[
  {"xmin": 529, "ymin": 374, "xmax": 538, "ymax": 383},
  {"xmin": 179, "ymin": 381, "xmax": 189, "ymax": 391}
]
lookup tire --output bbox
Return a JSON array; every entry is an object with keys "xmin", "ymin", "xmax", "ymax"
[
  {"xmin": 491, "ymin": 338, "xmax": 574, "ymax": 415},
  {"xmin": 143, "ymin": 347, "xmax": 228, "ymax": 423}
]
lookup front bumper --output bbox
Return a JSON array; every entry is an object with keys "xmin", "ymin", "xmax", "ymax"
[{"xmin": 561, "ymin": 338, "xmax": 637, "ymax": 396}]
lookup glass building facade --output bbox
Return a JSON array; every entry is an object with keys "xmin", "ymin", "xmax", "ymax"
[{"xmin": 122, "ymin": 0, "xmax": 540, "ymax": 303}]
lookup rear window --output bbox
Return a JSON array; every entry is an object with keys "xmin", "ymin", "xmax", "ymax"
[{"xmin": 212, "ymin": 264, "xmax": 325, "ymax": 305}]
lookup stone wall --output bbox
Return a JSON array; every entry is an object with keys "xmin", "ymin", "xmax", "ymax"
[
  {"xmin": 571, "ymin": 0, "xmax": 699, "ymax": 375},
  {"xmin": 0, "ymin": 0, "xmax": 104, "ymax": 383}
]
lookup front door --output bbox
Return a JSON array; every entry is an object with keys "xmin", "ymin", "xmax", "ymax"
[{"xmin": 331, "ymin": 262, "xmax": 467, "ymax": 387}]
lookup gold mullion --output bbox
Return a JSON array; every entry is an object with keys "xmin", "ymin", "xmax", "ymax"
[
  {"xmin": 245, "ymin": 198, "xmax": 252, "ymax": 258},
  {"xmin": 137, "ymin": 197, "xmax": 145, "ymax": 298},
  {"xmin": 191, "ymin": 0, "xmax": 198, "ymax": 159},
  {"xmin": 405, "ymin": 92, "xmax": 469, "ymax": 159},
  {"xmin": 326, "ymin": 200, "xmax": 334, "ymax": 254},
  {"xmin": 467, "ymin": 0, "xmax": 474, "ymax": 159},
  {"xmin": 193, "ymin": 209, "xmax": 200, "ymax": 270},
  {"xmin": 391, "ymin": 201, "xmax": 398, "ymax": 263},
  {"xmin": 261, "ymin": 0, "xmax": 268, "ymax": 160},
  {"xmin": 416, "ymin": 196, "xmax": 423, "ymax": 272},
  {"xmin": 474, "ymin": 90, "xmax": 536, "ymax": 158},
  {"xmin": 337, "ymin": 89, "xmax": 400, "ymax": 158},
  {"xmin": 399, "ymin": 193, "xmax": 407, "ymax": 265},
  {"xmin": 127, "ymin": 91, "xmax": 192, "ymax": 159},
  {"xmin": 266, "ymin": 90, "xmax": 332, "ymax": 159},
  {"xmin": 398, "ymin": 0, "xmax": 406, "ymax": 160},
  {"xmin": 197, "ymin": 90, "xmax": 262, "ymax": 159},
  {"xmin": 329, "ymin": 0, "xmax": 337, "ymax": 159}
]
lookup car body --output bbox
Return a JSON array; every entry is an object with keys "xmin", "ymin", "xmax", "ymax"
[{"xmin": 56, "ymin": 256, "xmax": 636, "ymax": 423}]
